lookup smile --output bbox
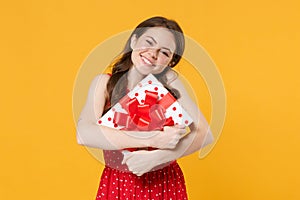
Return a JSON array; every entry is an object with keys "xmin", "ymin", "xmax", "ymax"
[{"xmin": 140, "ymin": 55, "xmax": 154, "ymax": 66}]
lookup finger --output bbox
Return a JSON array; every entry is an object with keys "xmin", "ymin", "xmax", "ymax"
[
  {"xmin": 121, "ymin": 151, "xmax": 131, "ymax": 164},
  {"xmin": 122, "ymin": 150, "xmax": 130, "ymax": 155},
  {"xmin": 128, "ymin": 165, "xmax": 134, "ymax": 173},
  {"xmin": 179, "ymin": 128, "xmax": 186, "ymax": 135},
  {"xmin": 135, "ymin": 170, "xmax": 144, "ymax": 176},
  {"xmin": 129, "ymin": 168, "xmax": 142, "ymax": 176},
  {"xmin": 175, "ymin": 124, "xmax": 185, "ymax": 129},
  {"xmin": 136, "ymin": 172, "xmax": 144, "ymax": 176},
  {"xmin": 166, "ymin": 141, "xmax": 176, "ymax": 149}
]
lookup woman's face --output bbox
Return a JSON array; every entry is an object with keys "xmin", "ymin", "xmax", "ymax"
[{"xmin": 130, "ymin": 27, "xmax": 176, "ymax": 75}]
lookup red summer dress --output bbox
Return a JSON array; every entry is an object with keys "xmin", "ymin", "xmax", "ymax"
[
  {"xmin": 95, "ymin": 74, "xmax": 188, "ymax": 200},
  {"xmin": 96, "ymin": 150, "xmax": 188, "ymax": 200}
]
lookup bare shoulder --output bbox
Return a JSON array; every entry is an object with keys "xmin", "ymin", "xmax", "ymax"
[
  {"xmin": 78, "ymin": 74, "xmax": 111, "ymax": 120},
  {"xmin": 167, "ymin": 72, "xmax": 190, "ymax": 101},
  {"xmin": 93, "ymin": 74, "xmax": 111, "ymax": 84},
  {"xmin": 166, "ymin": 70, "xmax": 184, "ymax": 90},
  {"xmin": 90, "ymin": 74, "xmax": 111, "ymax": 89},
  {"xmin": 87, "ymin": 74, "xmax": 111, "ymax": 100}
]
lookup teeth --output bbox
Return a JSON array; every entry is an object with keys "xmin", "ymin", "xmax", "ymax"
[{"xmin": 142, "ymin": 56, "xmax": 152, "ymax": 65}]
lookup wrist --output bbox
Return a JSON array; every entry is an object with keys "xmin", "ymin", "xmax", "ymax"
[{"xmin": 152, "ymin": 149, "xmax": 175, "ymax": 165}]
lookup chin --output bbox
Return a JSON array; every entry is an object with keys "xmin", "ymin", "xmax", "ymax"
[
  {"xmin": 135, "ymin": 66, "xmax": 154, "ymax": 75},
  {"xmin": 134, "ymin": 63, "xmax": 165, "ymax": 76}
]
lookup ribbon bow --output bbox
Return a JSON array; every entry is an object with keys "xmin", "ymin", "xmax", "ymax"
[{"xmin": 113, "ymin": 90, "xmax": 176, "ymax": 131}]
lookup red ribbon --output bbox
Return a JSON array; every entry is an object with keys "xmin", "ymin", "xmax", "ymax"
[
  {"xmin": 113, "ymin": 91, "xmax": 176, "ymax": 131},
  {"xmin": 113, "ymin": 90, "xmax": 176, "ymax": 152}
]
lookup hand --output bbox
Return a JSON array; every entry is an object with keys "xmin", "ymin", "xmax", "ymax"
[
  {"xmin": 121, "ymin": 150, "xmax": 169, "ymax": 176},
  {"xmin": 152, "ymin": 125, "xmax": 186, "ymax": 149}
]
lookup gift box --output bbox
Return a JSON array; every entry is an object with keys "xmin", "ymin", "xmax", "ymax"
[{"xmin": 97, "ymin": 74, "xmax": 193, "ymax": 132}]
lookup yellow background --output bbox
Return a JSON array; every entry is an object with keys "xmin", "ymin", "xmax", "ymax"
[{"xmin": 1, "ymin": 0, "xmax": 299, "ymax": 199}]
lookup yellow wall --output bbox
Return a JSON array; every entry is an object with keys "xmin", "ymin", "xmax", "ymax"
[{"xmin": 1, "ymin": 0, "xmax": 299, "ymax": 199}]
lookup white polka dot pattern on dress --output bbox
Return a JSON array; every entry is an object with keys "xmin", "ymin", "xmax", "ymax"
[{"xmin": 96, "ymin": 156, "xmax": 188, "ymax": 200}]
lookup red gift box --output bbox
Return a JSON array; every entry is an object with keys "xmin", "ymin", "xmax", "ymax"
[{"xmin": 98, "ymin": 74, "xmax": 193, "ymax": 151}]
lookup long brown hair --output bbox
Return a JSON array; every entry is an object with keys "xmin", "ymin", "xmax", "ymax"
[{"xmin": 104, "ymin": 16, "xmax": 185, "ymax": 113}]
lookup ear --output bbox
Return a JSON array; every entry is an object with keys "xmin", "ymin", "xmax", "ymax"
[
  {"xmin": 168, "ymin": 60, "xmax": 176, "ymax": 67},
  {"xmin": 130, "ymin": 34, "xmax": 137, "ymax": 49}
]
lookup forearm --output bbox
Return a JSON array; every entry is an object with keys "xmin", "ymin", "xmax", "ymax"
[
  {"xmin": 154, "ymin": 126, "xmax": 213, "ymax": 164},
  {"xmin": 76, "ymin": 118, "xmax": 160, "ymax": 150}
]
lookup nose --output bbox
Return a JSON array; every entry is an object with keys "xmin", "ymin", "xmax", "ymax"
[{"xmin": 148, "ymin": 48, "xmax": 159, "ymax": 60}]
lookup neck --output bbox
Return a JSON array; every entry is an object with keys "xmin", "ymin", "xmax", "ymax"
[{"xmin": 127, "ymin": 66, "xmax": 146, "ymax": 90}]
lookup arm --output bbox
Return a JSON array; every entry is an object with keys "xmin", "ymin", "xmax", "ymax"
[
  {"xmin": 157, "ymin": 72, "xmax": 214, "ymax": 157},
  {"xmin": 122, "ymin": 75, "xmax": 214, "ymax": 175},
  {"xmin": 76, "ymin": 74, "xmax": 185, "ymax": 150},
  {"xmin": 158, "ymin": 71, "xmax": 214, "ymax": 155}
]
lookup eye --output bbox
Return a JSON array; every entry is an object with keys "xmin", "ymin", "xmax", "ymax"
[
  {"xmin": 161, "ymin": 51, "xmax": 170, "ymax": 57},
  {"xmin": 146, "ymin": 40, "xmax": 153, "ymax": 46}
]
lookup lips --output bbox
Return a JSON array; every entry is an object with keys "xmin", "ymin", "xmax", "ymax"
[{"xmin": 140, "ymin": 55, "xmax": 154, "ymax": 66}]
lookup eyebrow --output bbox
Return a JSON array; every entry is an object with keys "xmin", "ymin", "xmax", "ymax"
[{"xmin": 145, "ymin": 36, "xmax": 173, "ymax": 53}]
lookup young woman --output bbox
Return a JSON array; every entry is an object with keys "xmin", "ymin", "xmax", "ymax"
[{"xmin": 77, "ymin": 16, "xmax": 213, "ymax": 199}]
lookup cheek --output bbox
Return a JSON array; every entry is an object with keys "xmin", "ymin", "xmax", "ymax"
[
  {"xmin": 158, "ymin": 56, "xmax": 171, "ymax": 66},
  {"xmin": 131, "ymin": 50, "xmax": 141, "ymax": 63}
]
